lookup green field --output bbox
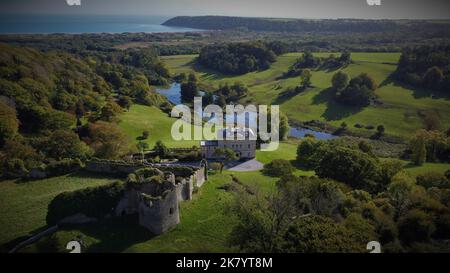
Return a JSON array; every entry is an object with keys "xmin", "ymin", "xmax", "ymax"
[
  {"xmin": 162, "ymin": 53, "xmax": 450, "ymax": 139},
  {"xmin": 0, "ymin": 173, "xmax": 117, "ymax": 248},
  {"xmin": 119, "ymin": 104, "xmax": 198, "ymax": 149}
]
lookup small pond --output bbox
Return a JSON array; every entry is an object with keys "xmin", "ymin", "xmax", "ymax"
[
  {"xmin": 156, "ymin": 83, "xmax": 204, "ymax": 105},
  {"xmin": 289, "ymin": 127, "xmax": 336, "ymax": 140}
]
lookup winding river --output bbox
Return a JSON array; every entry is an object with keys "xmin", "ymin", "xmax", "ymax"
[{"xmin": 157, "ymin": 83, "xmax": 336, "ymax": 140}]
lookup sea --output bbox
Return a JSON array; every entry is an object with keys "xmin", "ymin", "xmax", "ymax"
[{"xmin": 0, "ymin": 14, "xmax": 201, "ymax": 34}]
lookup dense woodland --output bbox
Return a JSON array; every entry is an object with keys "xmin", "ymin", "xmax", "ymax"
[
  {"xmin": 164, "ymin": 16, "xmax": 450, "ymax": 35},
  {"xmin": 0, "ymin": 43, "xmax": 171, "ymax": 178},
  {"xmin": 198, "ymin": 42, "xmax": 277, "ymax": 74},
  {"xmin": 231, "ymin": 137, "xmax": 450, "ymax": 253},
  {"xmin": 395, "ymin": 45, "xmax": 450, "ymax": 93}
]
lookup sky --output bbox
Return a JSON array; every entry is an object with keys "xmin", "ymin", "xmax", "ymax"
[{"xmin": 0, "ymin": 0, "xmax": 449, "ymax": 19}]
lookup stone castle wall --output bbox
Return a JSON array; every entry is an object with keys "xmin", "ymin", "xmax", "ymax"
[{"xmin": 82, "ymin": 160, "xmax": 207, "ymax": 235}]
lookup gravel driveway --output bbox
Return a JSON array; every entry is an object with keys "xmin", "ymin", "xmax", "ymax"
[{"xmin": 228, "ymin": 159, "xmax": 264, "ymax": 172}]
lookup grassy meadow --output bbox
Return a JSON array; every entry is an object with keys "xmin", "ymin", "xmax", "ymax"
[
  {"xmin": 0, "ymin": 173, "xmax": 118, "ymax": 248},
  {"xmin": 118, "ymin": 104, "xmax": 198, "ymax": 149},
  {"xmin": 162, "ymin": 53, "xmax": 450, "ymax": 139}
]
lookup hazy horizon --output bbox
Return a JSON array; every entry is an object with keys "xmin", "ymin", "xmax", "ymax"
[{"xmin": 0, "ymin": 0, "xmax": 450, "ymax": 20}]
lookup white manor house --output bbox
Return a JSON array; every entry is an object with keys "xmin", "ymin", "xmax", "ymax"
[{"xmin": 200, "ymin": 128, "xmax": 257, "ymax": 160}]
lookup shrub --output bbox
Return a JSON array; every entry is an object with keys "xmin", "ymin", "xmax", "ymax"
[
  {"xmin": 46, "ymin": 182, "xmax": 125, "ymax": 225},
  {"xmin": 434, "ymin": 214, "xmax": 450, "ymax": 240},
  {"xmin": 176, "ymin": 150, "xmax": 202, "ymax": 162},
  {"xmin": 315, "ymin": 146, "xmax": 381, "ymax": 193},
  {"xmin": 0, "ymin": 101, "xmax": 19, "ymax": 146},
  {"xmin": 209, "ymin": 162, "xmax": 222, "ymax": 172},
  {"xmin": 398, "ymin": 209, "xmax": 436, "ymax": 244},
  {"xmin": 45, "ymin": 158, "xmax": 83, "ymax": 177},
  {"xmin": 3, "ymin": 158, "xmax": 28, "ymax": 178},
  {"xmin": 296, "ymin": 138, "xmax": 325, "ymax": 169},
  {"xmin": 153, "ymin": 140, "xmax": 169, "ymax": 158},
  {"xmin": 263, "ymin": 159, "xmax": 295, "ymax": 177},
  {"xmin": 416, "ymin": 172, "xmax": 450, "ymax": 189},
  {"xmin": 283, "ymin": 215, "xmax": 368, "ymax": 253}
]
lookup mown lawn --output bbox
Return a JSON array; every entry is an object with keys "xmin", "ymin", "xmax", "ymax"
[
  {"xmin": 0, "ymin": 173, "xmax": 117, "ymax": 248},
  {"xmin": 161, "ymin": 53, "xmax": 450, "ymax": 139}
]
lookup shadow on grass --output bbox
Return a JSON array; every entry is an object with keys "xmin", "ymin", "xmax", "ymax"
[
  {"xmin": 312, "ymin": 87, "xmax": 364, "ymax": 121},
  {"xmin": 273, "ymin": 87, "xmax": 305, "ymax": 105},
  {"xmin": 290, "ymin": 160, "xmax": 314, "ymax": 173},
  {"xmin": 1, "ymin": 225, "xmax": 53, "ymax": 253},
  {"xmin": 62, "ymin": 215, "xmax": 154, "ymax": 253},
  {"xmin": 188, "ymin": 60, "xmax": 229, "ymax": 82},
  {"xmin": 379, "ymin": 75, "xmax": 450, "ymax": 101}
]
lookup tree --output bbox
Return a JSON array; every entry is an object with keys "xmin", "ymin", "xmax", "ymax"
[
  {"xmin": 2, "ymin": 138, "xmax": 41, "ymax": 169},
  {"xmin": 46, "ymin": 129, "xmax": 92, "ymax": 160},
  {"xmin": 202, "ymin": 92, "xmax": 214, "ymax": 105},
  {"xmin": 86, "ymin": 121, "xmax": 130, "ymax": 159},
  {"xmin": 198, "ymin": 42, "xmax": 277, "ymax": 75},
  {"xmin": 0, "ymin": 101, "xmax": 19, "ymax": 146},
  {"xmin": 376, "ymin": 125, "xmax": 385, "ymax": 136},
  {"xmin": 358, "ymin": 140, "xmax": 373, "ymax": 154},
  {"xmin": 398, "ymin": 209, "xmax": 436, "ymax": 244},
  {"xmin": 99, "ymin": 101, "xmax": 122, "ymax": 122},
  {"xmin": 153, "ymin": 140, "xmax": 169, "ymax": 158},
  {"xmin": 337, "ymin": 84, "xmax": 372, "ymax": 107},
  {"xmin": 422, "ymin": 66, "xmax": 443, "ymax": 90},
  {"xmin": 416, "ymin": 172, "xmax": 449, "ymax": 189},
  {"xmin": 117, "ymin": 96, "xmax": 132, "ymax": 110},
  {"xmin": 410, "ymin": 133, "xmax": 427, "ymax": 166},
  {"xmin": 136, "ymin": 141, "xmax": 149, "ymax": 163},
  {"xmin": 213, "ymin": 148, "xmax": 238, "ymax": 173},
  {"xmin": 357, "ymin": 73, "xmax": 378, "ymax": 91},
  {"xmin": 387, "ymin": 172, "xmax": 415, "ymax": 218},
  {"xmin": 315, "ymin": 146, "xmax": 381, "ymax": 193},
  {"xmin": 229, "ymin": 190, "xmax": 295, "ymax": 253},
  {"xmin": 180, "ymin": 74, "xmax": 199, "ymax": 103},
  {"xmin": 141, "ymin": 130, "xmax": 150, "ymax": 140},
  {"xmin": 279, "ymin": 111, "xmax": 290, "ymax": 141},
  {"xmin": 339, "ymin": 52, "xmax": 351, "ymax": 64},
  {"xmin": 300, "ymin": 69, "xmax": 312, "ymax": 88},
  {"xmin": 336, "ymin": 73, "xmax": 378, "ymax": 107},
  {"xmin": 296, "ymin": 138, "xmax": 325, "ymax": 169},
  {"xmin": 263, "ymin": 159, "xmax": 294, "ymax": 177},
  {"xmin": 422, "ymin": 111, "xmax": 441, "ymax": 131},
  {"xmin": 283, "ymin": 215, "xmax": 367, "ymax": 253},
  {"xmin": 308, "ymin": 180, "xmax": 344, "ymax": 217},
  {"xmin": 217, "ymin": 94, "xmax": 227, "ymax": 108},
  {"xmin": 331, "ymin": 71, "xmax": 349, "ymax": 91}
]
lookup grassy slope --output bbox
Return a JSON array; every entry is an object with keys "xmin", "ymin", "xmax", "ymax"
[
  {"xmin": 118, "ymin": 104, "xmax": 198, "ymax": 149},
  {"xmin": 161, "ymin": 53, "xmax": 450, "ymax": 139},
  {"xmin": 0, "ymin": 173, "xmax": 117, "ymax": 246}
]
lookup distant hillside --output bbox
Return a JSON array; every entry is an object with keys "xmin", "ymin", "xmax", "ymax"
[{"xmin": 163, "ymin": 16, "xmax": 450, "ymax": 34}]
